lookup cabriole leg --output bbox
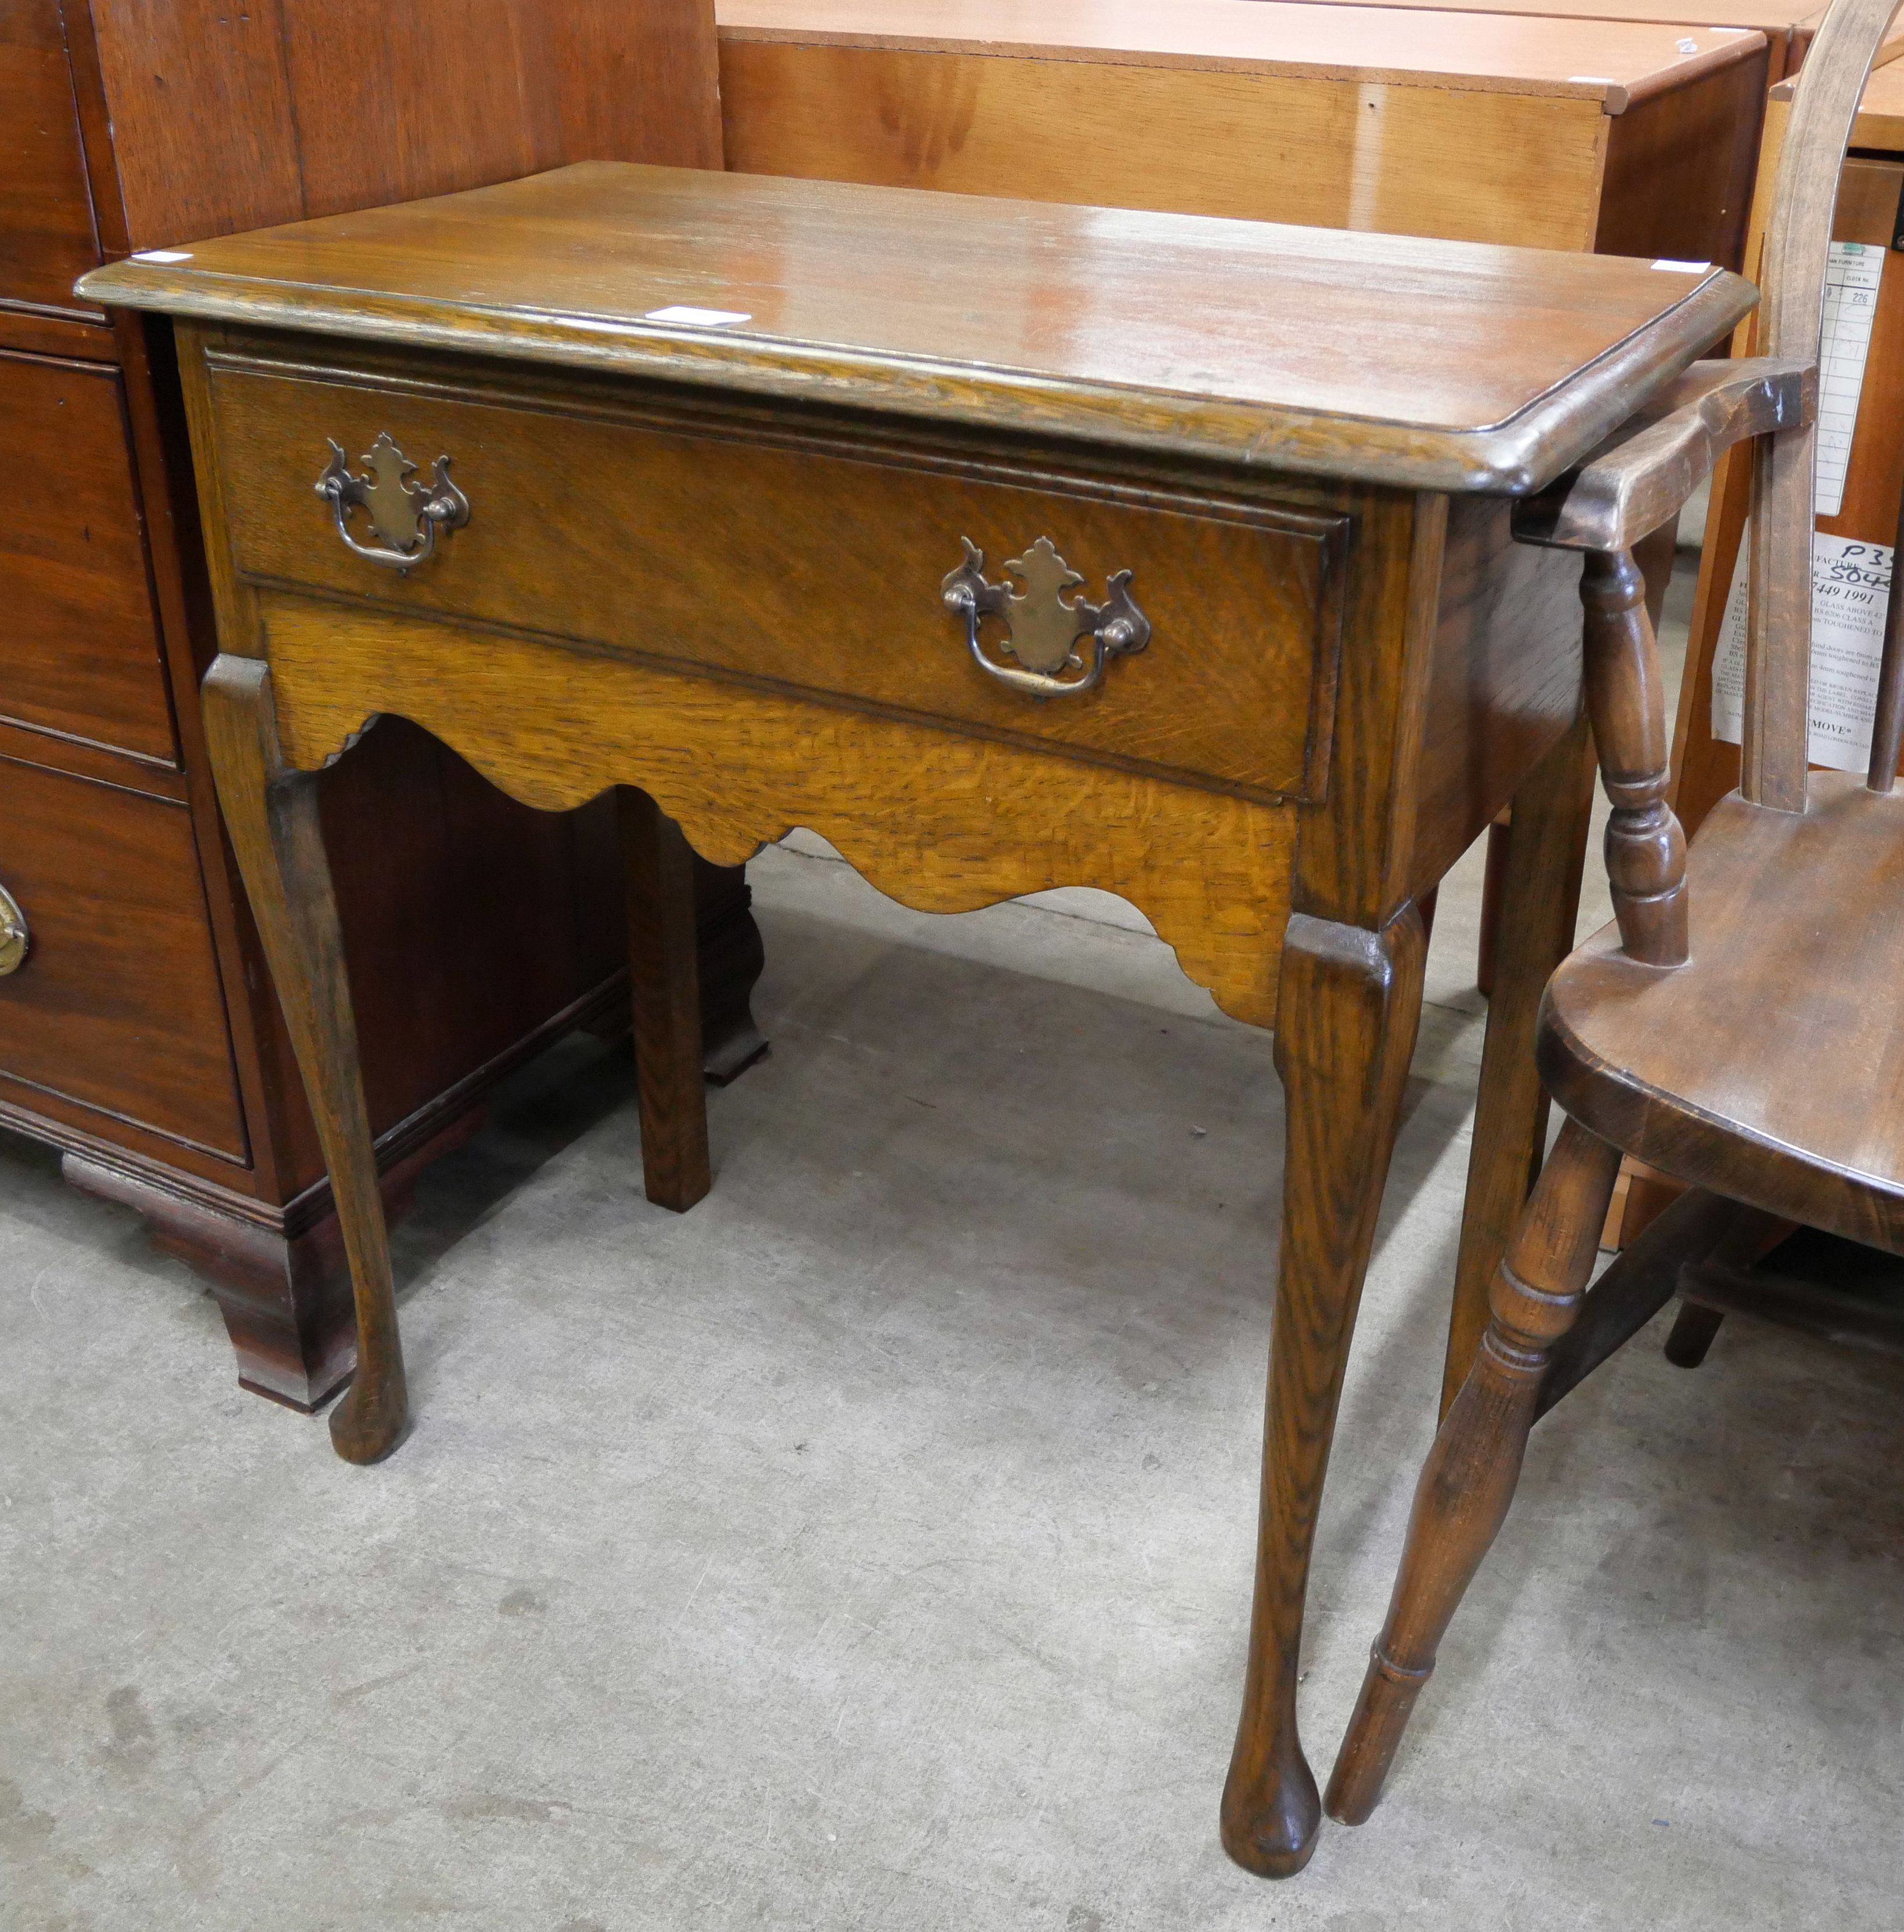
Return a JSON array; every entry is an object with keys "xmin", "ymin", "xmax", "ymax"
[
  {"xmin": 1325, "ymin": 1117, "xmax": 1622, "ymax": 1825},
  {"xmin": 200, "ymin": 654, "xmax": 408, "ymax": 1464},
  {"xmin": 1221, "ymin": 903, "xmax": 1427, "ymax": 1877}
]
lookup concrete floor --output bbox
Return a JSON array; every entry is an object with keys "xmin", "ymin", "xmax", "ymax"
[{"xmin": 7, "ymin": 565, "xmax": 1904, "ymax": 1930}]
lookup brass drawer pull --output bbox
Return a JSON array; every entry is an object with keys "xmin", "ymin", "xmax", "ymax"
[
  {"xmin": 942, "ymin": 536, "xmax": 1149, "ymax": 698},
  {"xmin": 315, "ymin": 432, "xmax": 469, "ymax": 572},
  {"xmin": 0, "ymin": 881, "xmax": 28, "ymax": 976}
]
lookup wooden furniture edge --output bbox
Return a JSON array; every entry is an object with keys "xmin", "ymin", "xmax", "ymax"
[
  {"xmin": 77, "ymin": 263, "xmax": 1756, "ymax": 495},
  {"xmin": 1514, "ymin": 355, "xmax": 1815, "ymax": 550},
  {"xmin": 710, "ymin": 9, "xmax": 1769, "ymax": 112}
]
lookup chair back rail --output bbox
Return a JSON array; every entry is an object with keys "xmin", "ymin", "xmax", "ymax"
[
  {"xmin": 1506, "ymin": 0, "xmax": 1899, "ymax": 959},
  {"xmin": 1865, "ymin": 471, "xmax": 1904, "ymax": 791},
  {"xmin": 1745, "ymin": 0, "xmax": 1904, "ymax": 809}
]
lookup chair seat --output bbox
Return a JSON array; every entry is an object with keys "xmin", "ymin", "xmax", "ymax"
[{"xmin": 1539, "ymin": 772, "xmax": 1904, "ymax": 1255}]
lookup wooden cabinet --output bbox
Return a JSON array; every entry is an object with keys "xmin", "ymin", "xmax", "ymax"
[
  {"xmin": 715, "ymin": 0, "xmax": 1770, "ymax": 269},
  {"xmin": 0, "ymin": 0, "xmax": 99, "ymax": 314},
  {"xmin": 0, "ymin": 0, "xmax": 761, "ymax": 1413}
]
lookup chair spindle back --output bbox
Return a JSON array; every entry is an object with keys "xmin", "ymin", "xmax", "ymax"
[{"xmin": 1744, "ymin": 0, "xmax": 1904, "ymax": 810}]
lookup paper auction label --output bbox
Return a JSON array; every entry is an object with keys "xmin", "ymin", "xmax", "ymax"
[{"xmin": 1712, "ymin": 531, "xmax": 1895, "ymax": 773}]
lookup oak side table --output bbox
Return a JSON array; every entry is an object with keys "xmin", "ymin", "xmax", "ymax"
[
  {"xmin": 712, "ymin": 0, "xmax": 1778, "ymax": 1390},
  {"xmin": 82, "ymin": 162, "xmax": 1751, "ymax": 1878}
]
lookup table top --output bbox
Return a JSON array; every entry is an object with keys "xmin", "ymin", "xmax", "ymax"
[
  {"xmin": 1773, "ymin": 41, "xmax": 1904, "ymax": 130},
  {"xmin": 80, "ymin": 162, "xmax": 1752, "ymax": 494},
  {"xmin": 1270, "ymin": 0, "xmax": 1802, "ymax": 26},
  {"xmin": 1278, "ymin": 0, "xmax": 1883, "ymax": 43},
  {"xmin": 1218, "ymin": 0, "xmax": 1902, "ymax": 54},
  {"xmin": 714, "ymin": 0, "xmax": 1764, "ymax": 110},
  {"xmin": 1853, "ymin": 48, "xmax": 1904, "ymax": 144}
]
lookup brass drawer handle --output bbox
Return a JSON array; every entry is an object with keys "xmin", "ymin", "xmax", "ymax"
[
  {"xmin": 0, "ymin": 881, "xmax": 28, "ymax": 976},
  {"xmin": 942, "ymin": 537, "xmax": 1149, "ymax": 698},
  {"xmin": 315, "ymin": 432, "xmax": 469, "ymax": 572}
]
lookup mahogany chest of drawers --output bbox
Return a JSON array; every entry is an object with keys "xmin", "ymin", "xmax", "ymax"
[{"xmin": 0, "ymin": 0, "xmax": 758, "ymax": 1412}]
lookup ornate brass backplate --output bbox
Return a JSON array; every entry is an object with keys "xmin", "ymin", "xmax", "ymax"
[
  {"xmin": 941, "ymin": 536, "xmax": 1149, "ymax": 697},
  {"xmin": 315, "ymin": 432, "xmax": 469, "ymax": 571},
  {"xmin": 0, "ymin": 881, "xmax": 28, "ymax": 976}
]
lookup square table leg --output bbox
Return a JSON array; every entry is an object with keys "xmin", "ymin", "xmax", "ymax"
[
  {"xmin": 620, "ymin": 787, "xmax": 712, "ymax": 1211},
  {"xmin": 200, "ymin": 663, "xmax": 719, "ymax": 1461}
]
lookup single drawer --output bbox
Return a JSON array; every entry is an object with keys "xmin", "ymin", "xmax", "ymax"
[
  {"xmin": 205, "ymin": 354, "xmax": 1348, "ymax": 804},
  {"xmin": 0, "ymin": 755, "xmax": 247, "ymax": 1159},
  {"xmin": 0, "ymin": 351, "xmax": 179, "ymax": 762},
  {"xmin": 0, "ymin": 3, "xmax": 102, "ymax": 314}
]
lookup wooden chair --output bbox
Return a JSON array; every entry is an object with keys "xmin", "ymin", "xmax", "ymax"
[{"xmin": 1324, "ymin": 0, "xmax": 1904, "ymax": 1829}]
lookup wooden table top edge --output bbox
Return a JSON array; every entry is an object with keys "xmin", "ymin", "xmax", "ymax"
[
  {"xmin": 77, "ymin": 254, "xmax": 1754, "ymax": 497},
  {"xmin": 1281, "ymin": 0, "xmax": 1812, "ymax": 32}
]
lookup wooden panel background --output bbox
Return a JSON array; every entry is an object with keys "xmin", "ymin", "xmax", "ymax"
[
  {"xmin": 0, "ymin": 0, "xmax": 100, "ymax": 314},
  {"xmin": 86, "ymin": 0, "xmax": 723, "ymax": 252},
  {"xmin": 720, "ymin": 41, "xmax": 1614, "ymax": 249}
]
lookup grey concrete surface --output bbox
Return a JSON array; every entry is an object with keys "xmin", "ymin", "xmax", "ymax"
[{"xmin": 6, "ymin": 562, "xmax": 1904, "ymax": 1930}]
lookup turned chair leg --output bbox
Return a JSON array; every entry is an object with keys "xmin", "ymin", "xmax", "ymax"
[
  {"xmin": 1325, "ymin": 1117, "xmax": 1622, "ymax": 1825},
  {"xmin": 1442, "ymin": 718, "xmax": 1597, "ymax": 1413},
  {"xmin": 1579, "ymin": 546, "xmax": 1688, "ymax": 968},
  {"xmin": 1658, "ymin": 1207, "xmax": 1791, "ymax": 1367},
  {"xmin": 1663, "ymin": 1301, "xmax": 1727, "ymax": 1367}
]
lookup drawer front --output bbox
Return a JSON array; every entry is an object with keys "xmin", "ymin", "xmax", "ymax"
[
  {"xmin": 0, "ymin": 350, "xmax": 179, "ymax": 761},
  {"xmin": 0, "ymin": 2, "xmax": 102, "ymax": 313},
  {"xmin": 0, "ymin": 756, "xmax": 247, "ymax": 1158},
  {"xmin": 207, "ymin": 361, "xmax": 1347, "ymax": 803}
]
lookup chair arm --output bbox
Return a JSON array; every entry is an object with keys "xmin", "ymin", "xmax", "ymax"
[{"xmin": 1511, "ymin": 357, "xmax": 1815, "ymax": 554}]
